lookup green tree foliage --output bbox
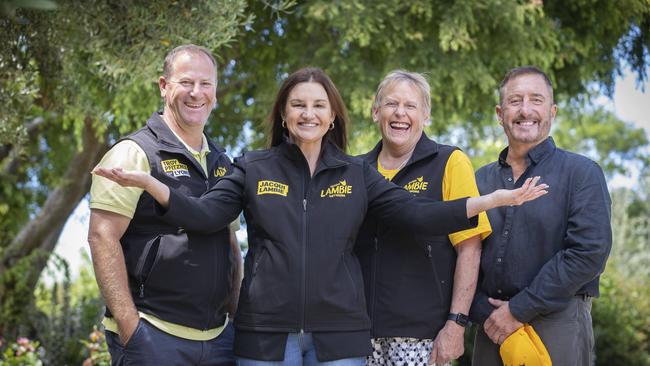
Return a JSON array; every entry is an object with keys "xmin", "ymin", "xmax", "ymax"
[
  {"xmin": 591, "ymin": 178, "xmax": 650, "ymax": 365},
  {"xmin": 0, "ymin": 0, "xmax": 252, "ymax": 336},
  {"xmin": 215, "ymin": 0, "xmax": 650, "ymax": 154},
  {"xmin": 1, "ymin": 0, "xmax": 650, "ymax": 344}
]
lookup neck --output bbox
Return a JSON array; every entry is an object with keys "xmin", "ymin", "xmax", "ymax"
[
  {"xmin": 296, "ymin": 140, "xmax": 322, "ymax": 176},
  {"xmin": 162, "ymin": 113, "xmax": 204, "ymax": 151},
  {"xmin": 378, "ymin": 142, "xmax": 415, "ymax": 170},
  {"xmin": 506, "ymin": 141, "xmax": 541, "ymax": 181}
]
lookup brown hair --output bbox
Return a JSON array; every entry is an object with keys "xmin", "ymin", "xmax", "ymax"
[
  {"xmin": 499, "ymin": 66, "xmax": 554, "ymax": 105},
  {"xmin": 267, "ymin": 67, "xmax": 349, "ymax": 151},
  {"xmin": 163, "ymin": 44, "xmax": 218, "ymax": 83}
]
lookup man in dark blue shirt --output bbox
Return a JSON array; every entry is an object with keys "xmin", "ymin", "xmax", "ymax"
[{"xmin": 471, "ymin": 66, "xmax": 612, "ymax": 366}]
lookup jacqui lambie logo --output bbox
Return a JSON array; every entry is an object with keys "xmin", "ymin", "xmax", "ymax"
[
  {"xmin": 214, "ymin": 166, "xmax": 227, "ymax": 177},
  {"xmin": 320, "ymin": 180, "xmax": 353, "ymax": 198},
  {"xmin": 257, "ymin": 180, "xmax": 289, "ymax": 196},
  {"xmin": 404, "ymin": 176, "xmax": 429, "ymax": 194},
  {"xmin": 161, "ymin": 159, "xmax": 190, "ymax": 178}
]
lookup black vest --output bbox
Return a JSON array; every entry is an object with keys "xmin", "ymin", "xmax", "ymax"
[
  {"xmin": 106, "ymin": 112, "xmax": 233, "ymax": 330},
  {"xmin": 355, "ymin": 133, "xmax": 458, "ymax": 339}
]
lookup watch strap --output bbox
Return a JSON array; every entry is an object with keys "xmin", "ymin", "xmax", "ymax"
[{"xmin": 448, "ymin": 312, "xmax": 470, "ymax": 327}]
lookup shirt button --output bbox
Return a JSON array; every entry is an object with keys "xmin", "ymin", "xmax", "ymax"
[
  {"xmin": 497, "ymin": 289, "xmax": 502, "ymax": 294},
  {"xmin": 507, "ymin": 177, "xmax": 513, "ymax": 182},
  {"xmin": 497, "ymin": 258, "xmax": 502, "ymax": 263},
  {"xmin": 504, "ymin": 230, "xmax": 509, "ymax": 236}
]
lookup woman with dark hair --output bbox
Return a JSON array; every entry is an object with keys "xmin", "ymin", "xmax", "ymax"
[{"xmin": 94, "ymin": 67, "xmax": 546, "ymax": 366}]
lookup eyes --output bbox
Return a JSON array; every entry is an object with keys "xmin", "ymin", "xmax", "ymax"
[
  {"xmin": 289, "ymin": 101, "xmax": 329, "ymax": 109},
  {"xmin": 382, "ymin": 100, "xmax": 418, "ymax": 111},
  {"xmin": 173, "ymin": 79, "xmax": 215, "ymax": 90},
  {"xmin": 507, "ymin": 96, "xmax": 545, "ymax": 106}
]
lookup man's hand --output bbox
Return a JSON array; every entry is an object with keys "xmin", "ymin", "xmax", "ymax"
[
  {"xmin": 116, "ymin": 312, "xmax": 140, "ymax": 345},
  {"xmin": 429, "ymin": 321, "xmax": 465, "ymax": 365},
  {"xmin": 484, "ymin": 298, "xmax": 523, "ymax": 345}
]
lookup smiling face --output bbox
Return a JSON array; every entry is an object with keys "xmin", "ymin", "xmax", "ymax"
[
  {"xmin": 159, "ymin": 51, "xmax": 217, "ymax": 130},
  {"xmin": 283, "ymin": 81, "xmax": 335, "ymax": 150},
  {"xmin": 497, "ymin": 73, "xmax": 557, "ymax": 149},
  {"xmin": 373, "ymin": 80, "xmax": 428, "ymax": 153}
]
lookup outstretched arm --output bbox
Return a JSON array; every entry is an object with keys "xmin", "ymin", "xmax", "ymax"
[
  {"xmin": 93, "ymin": 167, "xmax": 170, "ymax": 207},
  {"xmin": 465, "ymin": 176, "xmax": 547, "ymax": 218},
  {"xmin": 93, "ymin": 159, "xmax": 245, "ymax": 233},
  {"xmin": 366, "ymin": 161, "xmax": 548, "ymax": 235}
]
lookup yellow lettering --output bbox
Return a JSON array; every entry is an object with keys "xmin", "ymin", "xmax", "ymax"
[{"xmin": 257, "ymin": 180, "xmax": 289, "ymax": 196}]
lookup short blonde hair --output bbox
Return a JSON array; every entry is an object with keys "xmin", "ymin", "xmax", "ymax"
[{"xmin": 372, "ymin": 70, "xmax": 431, "ymax": 114}]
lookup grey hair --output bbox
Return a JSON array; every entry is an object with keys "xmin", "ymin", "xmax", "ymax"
[
  {"xmin": 372, "ymin": 70, "xmax": 431, "ymax": 115},
  {"xmin": 162, "ymin": 44, "xmax": 218, "ymax": 84},
  {"xmin": 498, "ymin": 66, "xmax": 554, "ymax": 105}
]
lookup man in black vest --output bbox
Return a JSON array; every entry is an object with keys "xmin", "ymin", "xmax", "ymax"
[
  {"xmin": 356, "ymin": 70, "xmax": 492, "ymax": 366},
  {"xmin": 471, "ymin": 66, "xmax": 611, "ymax": 366},
  {"xmin": 88, "ymin": 44, "xmax": 241, "ymax": 366}
]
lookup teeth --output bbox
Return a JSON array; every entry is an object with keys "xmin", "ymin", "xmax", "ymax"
[
  {"xmin": 299, "ymin": 122, "xmax": 318, "ymax": 127},
  {"xmin": 516, "ymin": 120, "xmax": 536, "ymax": 126},
  {"xmin": 390, "ymin": 122, "xmax": 410, "ymax": 129}
]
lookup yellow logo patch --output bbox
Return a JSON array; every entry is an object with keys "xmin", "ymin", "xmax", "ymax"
[
  {"xmin": 161, "ymin": 159, "xmax": 190, "ymax": 178},
  {"xmin": 257, "ymin": 180, "xmax": 289, "ymax": 196},
  {"xmin": 404, "ymin": 176, "xmax": 429, "ymax": 193},
  {"xmin": 320, "ymin": 180, "xmax": 353, "ymax": 198},
  {"xmin": 214, "ymin": 166, "xmax": 227, "ymax": 177}
]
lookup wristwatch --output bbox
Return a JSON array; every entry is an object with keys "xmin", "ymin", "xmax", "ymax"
[{"xmin": 447, "ymin": 312, "xmax": 470, "ymax": 327}]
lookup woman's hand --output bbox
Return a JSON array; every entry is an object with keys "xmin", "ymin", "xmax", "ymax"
[
  {"xmin": 466, "ymin": 176, "xmax": 548, "ymax": 218},
  {"xmin": 493, "ymin": 176, "xmax": 548, "ymax": 207},
  {"xmin": 92, "ymin": 167, "xmax": 153, "ymax": 190},
  {"xmin": 92, "ymin": 166, "xmax": 171, "ymax": 207}
]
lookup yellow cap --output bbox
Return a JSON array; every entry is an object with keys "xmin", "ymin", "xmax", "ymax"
[{"xmin": 499, "ymin": 324, "xmax": 552, "ymax": 366}]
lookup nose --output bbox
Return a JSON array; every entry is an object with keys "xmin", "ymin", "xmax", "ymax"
[
  {"xmin": 520, "ymin": 99, "xmax": 534, "ymax": 116},
  {"xmin": 301, "ymin": 107, "xmax": 315, "ymax": 119},
  {"xmin": 394, "ymin": 104, "xmax": 406, "ymax": 116},
  {"xmin": 190, "ymin": 82, "xmax": 201, "ymax": 95}
]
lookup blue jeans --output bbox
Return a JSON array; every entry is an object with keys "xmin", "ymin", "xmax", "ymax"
[
  {"xmin": 236, "ymin": 332, "xmax": 365, "ymax": 366},
  {"xmin": 105, "ymin": 318, "xmax": 235, "ymax": 366}
]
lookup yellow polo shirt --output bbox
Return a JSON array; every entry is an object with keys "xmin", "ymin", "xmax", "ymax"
[
  {"xmin": 91, "ymin": 130, "xmax": 238, "ymax": 341},
  {"xmin": 378, "ymin": 149, "xmax": 492, "ymax": 245}
]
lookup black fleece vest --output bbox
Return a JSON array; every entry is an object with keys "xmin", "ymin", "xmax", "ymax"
[
  {"xmin": 106, "ymin": 113, "xmax": 233, "ymax": 330},
  {"xmin": 356, "ymin": 134, "xmax": 458, "ymax": 339}
]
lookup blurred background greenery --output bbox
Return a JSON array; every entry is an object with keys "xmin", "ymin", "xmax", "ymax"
[{"xmin": 1, "ymin": 0, "xmax": 649, "ymax": 364}]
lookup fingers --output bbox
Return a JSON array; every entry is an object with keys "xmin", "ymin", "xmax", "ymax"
[{"xmin": 488, "ymin": 297, "xmax": 504, "ymax": 307}]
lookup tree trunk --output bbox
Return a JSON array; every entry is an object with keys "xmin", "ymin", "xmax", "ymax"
[{"xmin": 0, "ymin": 116, "xmax": 108, "ymax": 320}]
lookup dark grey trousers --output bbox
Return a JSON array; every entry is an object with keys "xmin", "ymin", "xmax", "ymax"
[
  {"xmin": 105, "ymin": 318, "xmax": 236, "ymax": 366},
  {"xmin": 472, "ymin": 296, "xmax": 594, "ymax": 366}
]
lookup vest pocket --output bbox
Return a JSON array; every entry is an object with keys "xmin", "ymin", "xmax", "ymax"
[{"xmin": 134, "ymin": 235, "xmax": 162, "ymax": 298}]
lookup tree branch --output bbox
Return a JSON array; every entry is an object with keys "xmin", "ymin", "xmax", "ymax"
[
  {"xmin": 2, "ymin": 117, "xmax": 108, "ymax": 269},
  {"xmin": 0, "ymin": 117, "xmax": 48, "ymax": 169}
]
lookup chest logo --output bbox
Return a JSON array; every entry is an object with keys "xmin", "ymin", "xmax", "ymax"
[
  {"xmin": 214, "ymin": 166, "xmax": 227, "ymax": 177},
  {"xmin": 161, "ymin": 159, "xmax": 190, "ymax": 178},
  {"xmin": 404, "ymin": 176, "xmax": 429, "ymax": 194},
  {"xmin": 257, "ymin": 180, "xmax": 289, "ymax": 197},
  {"xmin": 320, "ymin": 180, "xmax": 352, "ymax": 198}
]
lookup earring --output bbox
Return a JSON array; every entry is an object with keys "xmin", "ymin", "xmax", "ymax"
[
  {"xmin": 282, "ymin": 120, "xmax": 286, "ymax": 128},
  {"xmin": 329, "ymin": 121, "xmax": 335, "ymax": 130}
]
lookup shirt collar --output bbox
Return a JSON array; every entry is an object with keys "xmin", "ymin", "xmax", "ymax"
[{"xmin": 498, "ymin": 136, "xmax": 556, "ymax": 167}]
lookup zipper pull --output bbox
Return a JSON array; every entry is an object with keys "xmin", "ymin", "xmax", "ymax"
[
  {"xmin": 427, "ymin": 244, "xmax": 432, "ymax": 258},
  {"xmin": 139, "ymin": 284, "xmax": 145, "ymax": 298},
  {"xmin": 374, "ymin": 238, "xmax": 378, "ymax": 251},
  {"xmin": 303, "ymin": 199, "xmax": 307, "ymax": 211}
]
